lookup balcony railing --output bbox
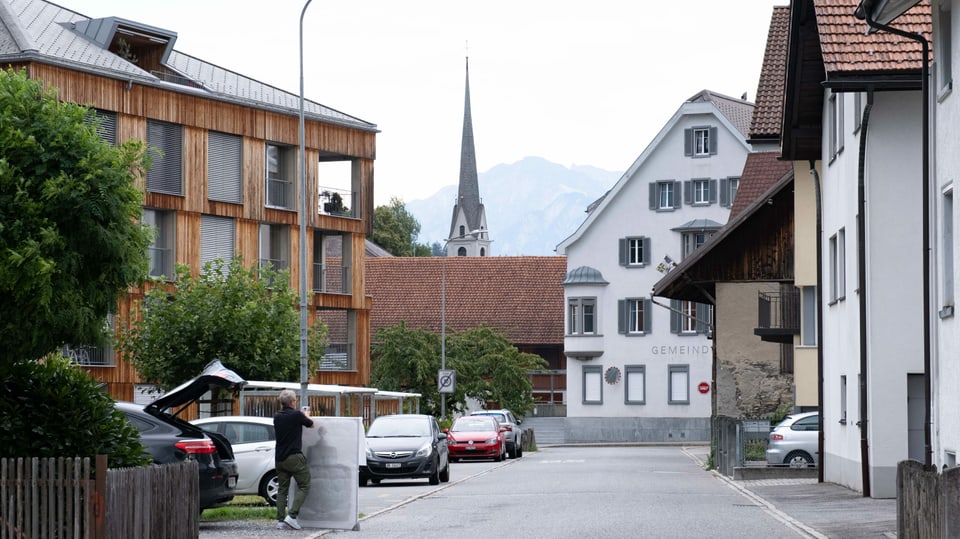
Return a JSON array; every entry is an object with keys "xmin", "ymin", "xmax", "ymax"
[
  {"xmin": 755, "ymin": 288, "xmax": 800, "ymax": 343},
  {"xmin": 319, "ymin": 342, "xmax": 353, "ymax": 371},
  {"xmin": 318, "ymin": 187, "xmax": 357, "ymax": 219},
  {"xmin": 62, "ymin": 344, "xmax": 113, "ymax": 367},
  {"xmin": 312, "ymin": 262, "xmax": 350, "ymax": 294}
]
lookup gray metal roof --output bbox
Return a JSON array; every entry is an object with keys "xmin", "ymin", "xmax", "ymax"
[
  {"xmin": 562, "ymin": 266, "xmax": 609, "ymax": 286},
  {"xmin": 671, "ymin": 219, "xmax": 723, "ymax": 232},
  {"xmin": 0, "ymin": 0, "xmax": 376, "ymax": 132}
]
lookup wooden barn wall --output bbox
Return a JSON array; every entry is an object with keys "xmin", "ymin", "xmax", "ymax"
[{"xmin": 23, "ymin": 63, "xmax": 376, "ymax": 394}]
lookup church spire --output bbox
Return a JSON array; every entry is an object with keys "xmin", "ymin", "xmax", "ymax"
[{"xmin": 447, "ymin": 55, "xmax": 491, "ymax": 256}]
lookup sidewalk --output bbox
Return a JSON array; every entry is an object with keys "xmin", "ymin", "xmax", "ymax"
[{"xmin": 684, "ymin": 446, "xmax": 898, "ymax": 539}]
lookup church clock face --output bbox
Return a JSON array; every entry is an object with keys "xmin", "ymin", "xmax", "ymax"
[{"xmin": 604, "ymin": 366, "xmax": 621, "ymax": 385}]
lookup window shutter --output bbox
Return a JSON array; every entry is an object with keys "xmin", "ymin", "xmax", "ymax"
[
  {"xmin": 683, "ymin": 128, "xmax": 692, "ymax": 156},
  {"xmin": 696, "ymin": 303, "xmax": 710, "ymax": 334},
  {"xmin": 642, "ymin": 237, "xmax": 651, "ymax": 265},
  {"xmin": 670, "ymin": 299, "xmax": 680, "ymax": 334},
  {"xmin": 619, "ymin": 238, "xmax": 627, "ymax": 266},
  {"xmin": 684, "ymin": 180, "xmax": 693, "ymax": 205},
  {"xmin": 87, "ymin": 109, "xmax": 117, "ymax": 145},
  {"xmin": 200, "ymin": 215, "xmax": 235, "ymax": 267},
  {"xmin": 709, "ymin": 179, "xmax": 718, "ymax": 204},
  {"xmin": 643, "ymin": 299, "xmax": 653, "ymax": 333},
  {"xmin": 709, "ymin": 127, "xmax": 718, "ymax": 155},
  {"xmin": 208, "ymin": 131, "xmax": 243, "ymax": 203},
  {"xmin": 719, "ymin": 178, "xmax": 730, "ymax": 207},
  {"xmin": 649, "ymin": 183, "xmax": 657, "ymax": 210},
  {"xmin": 672, "ymin": 181, "xmax": 682, "ymax": 209},
  {"xmin": 146, "ymin": 120, "xmax": 183, "ymax": 195},
  {"xmin": 618, "ymin": 300, "xmax": 626, "ymax": 334}
]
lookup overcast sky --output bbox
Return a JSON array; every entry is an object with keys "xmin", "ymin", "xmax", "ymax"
[{"xmin": 63, "ymin": 0, "xmax": 786, "ymax": 205}]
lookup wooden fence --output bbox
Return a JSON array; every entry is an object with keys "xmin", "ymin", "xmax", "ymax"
[
  {"xmin": 898, "ymin": 460, "xmax": 960, "ymax": 538},
  {"xmin": 1, "ymin": 456, "xmax": 198, "ymax": 539}
]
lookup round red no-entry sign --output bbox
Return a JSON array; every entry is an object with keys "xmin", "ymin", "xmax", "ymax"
[{"xmin": 698, "ymin": 382, "xmax": 710, "ymax": 394}]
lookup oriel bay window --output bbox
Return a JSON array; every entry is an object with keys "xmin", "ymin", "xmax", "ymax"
[{"xmin": 568, "ymin": 297, "xmax": 597, "ymax": 335}]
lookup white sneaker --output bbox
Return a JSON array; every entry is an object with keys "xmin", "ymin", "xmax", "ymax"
[
  {"xmin": 276, "ymin": 521, "xmax": 287, "ymax": 529},
  {"xmin": 284, "ymin": 515, "xmax": 302, "ymax": 530}
]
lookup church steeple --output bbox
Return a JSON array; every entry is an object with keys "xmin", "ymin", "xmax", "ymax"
[{"xmin": 447, "ymin": 56, "xmax": 491, "ymax": 257}]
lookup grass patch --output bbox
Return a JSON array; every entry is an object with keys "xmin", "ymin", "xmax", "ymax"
[
  {"xmin": 744, "ymin": 439, "xmax": 767, "ymax": 461},
  {"xmin": 201, "ymin": 495, "xmax": 274, "ymax": 522}
]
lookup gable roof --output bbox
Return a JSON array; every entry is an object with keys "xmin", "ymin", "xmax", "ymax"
[
  {"xmin": 556, "ymin": 91, "xmax": 753, "ymax": 254},
  {"xmin": 749, "ymin": 5, "xmax": 791, "ymax": 142},
  {"xmin": 0, "ymin": 0, "xmax": 376, "ymax": 132},
  {"xmin": 366, "ymin": 256, "xmax": 566, "ymax": 345},
  {"xmin": 781, "ymin": 0, "xmax": 931, "ymax": 160}
]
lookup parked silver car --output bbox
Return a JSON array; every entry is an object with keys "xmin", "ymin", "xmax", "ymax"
[
  {"xmin": 470, "ymin": 409, "xmax": 523, "ymax": 458},
  {"xmin": 766, "ymin": 411, "xmax": 820, "ymax": 467}
]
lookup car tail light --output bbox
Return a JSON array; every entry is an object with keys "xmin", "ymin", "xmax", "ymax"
[
  {"xmin": 176, "ymin": 439, "xmax": 217, "ymax": 454},
  {"xmin": 770, "ymin": 434, "xmax": 784, "ymax": 441}
]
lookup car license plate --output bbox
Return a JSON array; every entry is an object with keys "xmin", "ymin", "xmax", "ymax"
[
  {"xmin": 228, "ymin": 477, "xmax": 237, "ymax": 488},
  {"xmin": 466, "ymin": 445, "xmax": 476, "ymax": 451},
  {"xmin": 386, "ymin": 462, "xmax": 401, "ymax": 468}
]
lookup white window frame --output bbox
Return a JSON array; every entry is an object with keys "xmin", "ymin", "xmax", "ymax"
[
  {"xmin": 693, "ymin": 179, "xmax": 710, "ymax": 204},
  {"xmin": 693, "ymin": 128, "xmax": 710, "ymax": 156},
  {"xmin": 801, "ymin": 286, "xmax": 818, "ymax": 346},
  {"xmin": 943, "ymin": 184, "xmax": 955, "ymax": 316},
  {"xmin": 658, "ymin": 181, "xmax": 675, "ymax": 209},
  {"xmin": 626, "ymin": 298, "xmax": 644, "ymax": 334},
  {"xmin": 568, "ymin": 297, "xmax": 597, "ymax": 336},
  {"xmin": 681, "ymin": 300, "xmax": 698, "ymax": 334},
  {"xmin": 937, "ymin": 1, "xmax": 953, "ymax": 97},
  {"xmin": 682, "ymin": 231, "xmax": 709, "ymax": 259}
]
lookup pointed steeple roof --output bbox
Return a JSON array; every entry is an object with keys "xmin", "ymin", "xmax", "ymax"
[{"xmin": 455, "ymin": 57, "xmax": 482, "ymax": 232}]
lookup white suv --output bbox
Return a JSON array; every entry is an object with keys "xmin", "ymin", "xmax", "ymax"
[{"xmin": 470, "ymin": 409, "xmax": 523, "ymax": 458}]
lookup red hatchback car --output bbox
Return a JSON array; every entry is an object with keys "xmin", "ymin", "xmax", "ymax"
[{"xmin": 445, "ymin": 415, "xmax": 506, "ymax": 462}]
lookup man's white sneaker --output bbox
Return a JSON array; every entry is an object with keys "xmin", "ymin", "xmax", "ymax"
[
  {"xmin": 284, "ymin": 515, "xmax": 302, "ymax": 530},
  {"xmin": 276, "ymin": 521, "xmax": 287, "ymax": 529}
]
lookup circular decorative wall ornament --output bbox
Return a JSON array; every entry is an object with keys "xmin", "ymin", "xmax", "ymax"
[{"xmin": 604, "ymin": 366, "xmax": 622, "ymax": 385}]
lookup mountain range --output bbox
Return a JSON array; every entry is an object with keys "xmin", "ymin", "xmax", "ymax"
[{"xmin": 406, "ymin": 156, "xmax": 623, "ymax": 256}]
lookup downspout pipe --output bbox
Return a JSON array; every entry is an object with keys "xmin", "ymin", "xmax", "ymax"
[
  {"xmin": 857, "ymin": 91, "xmax": 874, "ymax": 497},
  {"xmin": 860, "ymin": 8, "xmax": 932, "ymax": 470},
  {"xmin": 810, "ymin": 160, "xmax": 824, "ymax": 484}
]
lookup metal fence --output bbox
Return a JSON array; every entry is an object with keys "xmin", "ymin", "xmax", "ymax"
[
  {"xmin": 714, "ymin": 416, "xmax": 771, "ymax": 477},
  {"xmin": 0, "ymin": 456, "xmax": 197, "ymax": 539}
]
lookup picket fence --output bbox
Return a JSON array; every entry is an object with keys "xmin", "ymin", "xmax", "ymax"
[{"xmin": 0, "ymin": 456, "xmax": 198, "ymax": 539}]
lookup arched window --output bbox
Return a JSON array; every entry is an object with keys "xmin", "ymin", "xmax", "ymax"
[
  {"xmin": 480, "ymin": 248, "xmax": 486, "ymax": 256},
  {"xmin": 457, "ymin": 247, "xmax": 467, "ymax": 256},
  {"xmin": 459, "ymin": 225, "xmax": 465, "ymax": 237}
]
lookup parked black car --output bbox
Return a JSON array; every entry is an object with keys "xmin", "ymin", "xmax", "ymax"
[
  {"xmin": 115, "ymin": 360, "xmax": 245, "ymax": 511},
  {"xmin": 360, "ymin": 414, "xmax": 450, "ymax": 486}
]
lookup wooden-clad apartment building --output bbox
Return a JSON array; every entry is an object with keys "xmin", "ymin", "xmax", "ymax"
[{"xmin": 0, "ymin": 0, "xmax": 376, "ymax": 400}]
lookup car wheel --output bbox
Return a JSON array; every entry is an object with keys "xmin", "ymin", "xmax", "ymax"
[
  {"xmin": 784, "ymin": 451, "xmax": 814, "ymax": 467},
  {"xmin": 359, "ymin": 474, "xmax": 368, "ymax": 487},
  {"xmin": 259, "ymin": 471, "xmax": 279, "ymax": 506},
  {"xmin": 439, "ymin": 461, "xmax": 450, "ymax": 483},
  {"xmin": 516, "ymin": 440, "xmax": 523, "ymax": 458},
  {"xmin": 428, "ymin": 458, "xmax": 441, "ymax": 485},
  {"xmin": 371, "ymin": 478, "xmax": 381, "ymax": 485},
  {"xmin": 508, "ymin": 443, "xmax": 517, "ymax": 459}
]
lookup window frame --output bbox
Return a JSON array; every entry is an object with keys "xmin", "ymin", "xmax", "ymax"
[
  {"xmin": 208, "ymin": 131, "xmax": 243, "ymax": 204},
  {"xmin": 942, "ymin": 184, "xmax": 955, "ymax": 317},
  {"xmin": 668, "ymin": 364, "xmax": 690, "ymax": 405},
  {"xmin": 265, "ymin": 142, "xmax": 296, "ymax": 210},
  {"xmin": 582, "ymin": 365, "xmax": 603, "ymax": 405},
  {"xmin": 146, "ymin": 120, "xmax": 183, "ymax": 195},
  {"xmin": 625, "ymin": 365, "xmax": 646, "ymax": 405},
  {"xmin": 618, "ymin": 298, "xmax": 652, "ymax": 335},
  {"xmin": 619, "ymin": 236, "xmax": 651, "ymax": 267},
  {"xmin": 567, "ymin": 297, "xmax": 597, "ymax": 336},
  {"xmin": 143, "ymin": 208, "xmax": 176, "ymax": 281}
]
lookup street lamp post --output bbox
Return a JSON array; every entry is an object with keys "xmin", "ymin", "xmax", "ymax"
[
  {"xmin": 439, "ymin": 229, "xmax": 485, "ymax": 420},
  {"xmin": 298, "ymin": 0, "xmax": 313, "ymax": 405}
]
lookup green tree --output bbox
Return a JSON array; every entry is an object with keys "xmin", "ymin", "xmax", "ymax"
[
  {"xmin": 371, "ymin": 197, "xmax": 431, "ymax": 256},
  {"xmin": 0, "ymin": 353, "xmax": 150, "ymax": 467},
  {"xmin": 119, "ymin": 258, "xmax": 327, "ymax": 390},
  {"xmin": 0, "ymin": 68, "xmax": 152, "ymax": 363},
  {"xmin": 370, "ymin": 323, "xmax": 545, "ymax": 419}
]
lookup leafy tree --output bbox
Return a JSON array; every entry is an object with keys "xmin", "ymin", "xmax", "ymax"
[
  {"xmin": 0, "ymin": 353, "xmax": 150, "ymax": 467},
  {"xmin": 370, "ymin": 323, "xmax": 546, "ymax": 419},
  {"xmin": 119, "ymin": 258, "xmax": 327, "ymax": 390},
  {"xmin": 371, "ymin": 197, "xmax": 431, "ymax": 256},
  {"xmin": 0, "ymin": 68, "xmax": 152, "ymax": 363}
]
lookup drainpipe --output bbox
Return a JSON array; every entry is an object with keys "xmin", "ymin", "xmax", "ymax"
[
  {"xmin": 810, "ymin": 160, "xmax": 824, "ymax": 484},
  {"xmin": 857, "ymin": 91, "xmax": 874, "ymax": 497},
  {"xmin": 861, "ymin": 8, "xmax": 932, "ymax": 472}
]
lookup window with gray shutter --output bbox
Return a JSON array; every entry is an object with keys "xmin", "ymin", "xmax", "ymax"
[
  {"xmin": 670, "ymin": 299, "xmax": 681, "ymax": 333},
  {"xmin": 208, "ymin": 131, "xmax": 242, "ymax": 203},
  {"xmin": 86, "ymin": 109, "xmax": 117, "ymax": 145},
  {"xmin": 200, "ymin": 215, "xmax": 235, "ymax": 268},
  {"xmin": 719, "ymin": 178, "xmax": 730, "ymax": 207},
  {"xmin": 146, "ymin": 120, "xmax": 183, "ymax": 195}
]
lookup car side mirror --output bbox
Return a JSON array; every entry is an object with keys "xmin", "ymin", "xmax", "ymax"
[{"xmin": 439, "ymin": 432, "xmax": 448, "ymax": 440}]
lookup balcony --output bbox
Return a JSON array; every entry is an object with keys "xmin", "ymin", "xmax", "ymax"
[
  {"xmin": 754, "ymin": 287, "xmax": 800, "ymax": 344},
  {"xmin": 319, "ymin": 187, "xmax": 358, "ymax": 219},
  {"xmin": 320, "ymin": 342, "xmax": 354, "ymax": 371}
]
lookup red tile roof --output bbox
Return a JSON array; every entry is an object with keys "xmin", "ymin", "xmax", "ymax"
[
  {"xmin": 750, "ymin": 6, "xmax": 790, "ymax": 140},
  {"xmin": 816, "ymin": 0, "xmax": 931, "ymax": 75},
  {"xmin": 729, "ymin": 151, "xmax": 794, "ymax": 219},
  {"xmin": 366, "ymin": 256, "xmax": 567, "ymax": 345}
]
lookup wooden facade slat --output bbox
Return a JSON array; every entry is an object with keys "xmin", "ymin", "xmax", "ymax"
[{"xmin": 22, "ymin": 60, "xmax": 376, "ymax": 399}]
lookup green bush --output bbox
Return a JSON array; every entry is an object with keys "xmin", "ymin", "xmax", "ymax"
[{"xmin": 0, "ymin": 354, "xmax": 150, "ymax": 468}]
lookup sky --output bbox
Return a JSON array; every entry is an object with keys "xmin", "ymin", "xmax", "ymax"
[{"xmin": 63, "ymin": 0, "xmax": 786, "ymax": 206}]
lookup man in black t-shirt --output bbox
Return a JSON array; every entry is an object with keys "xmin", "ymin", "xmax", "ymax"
[{"xmin": 273, "ymin": 389, "xmax": 315, "ymax": 530}]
